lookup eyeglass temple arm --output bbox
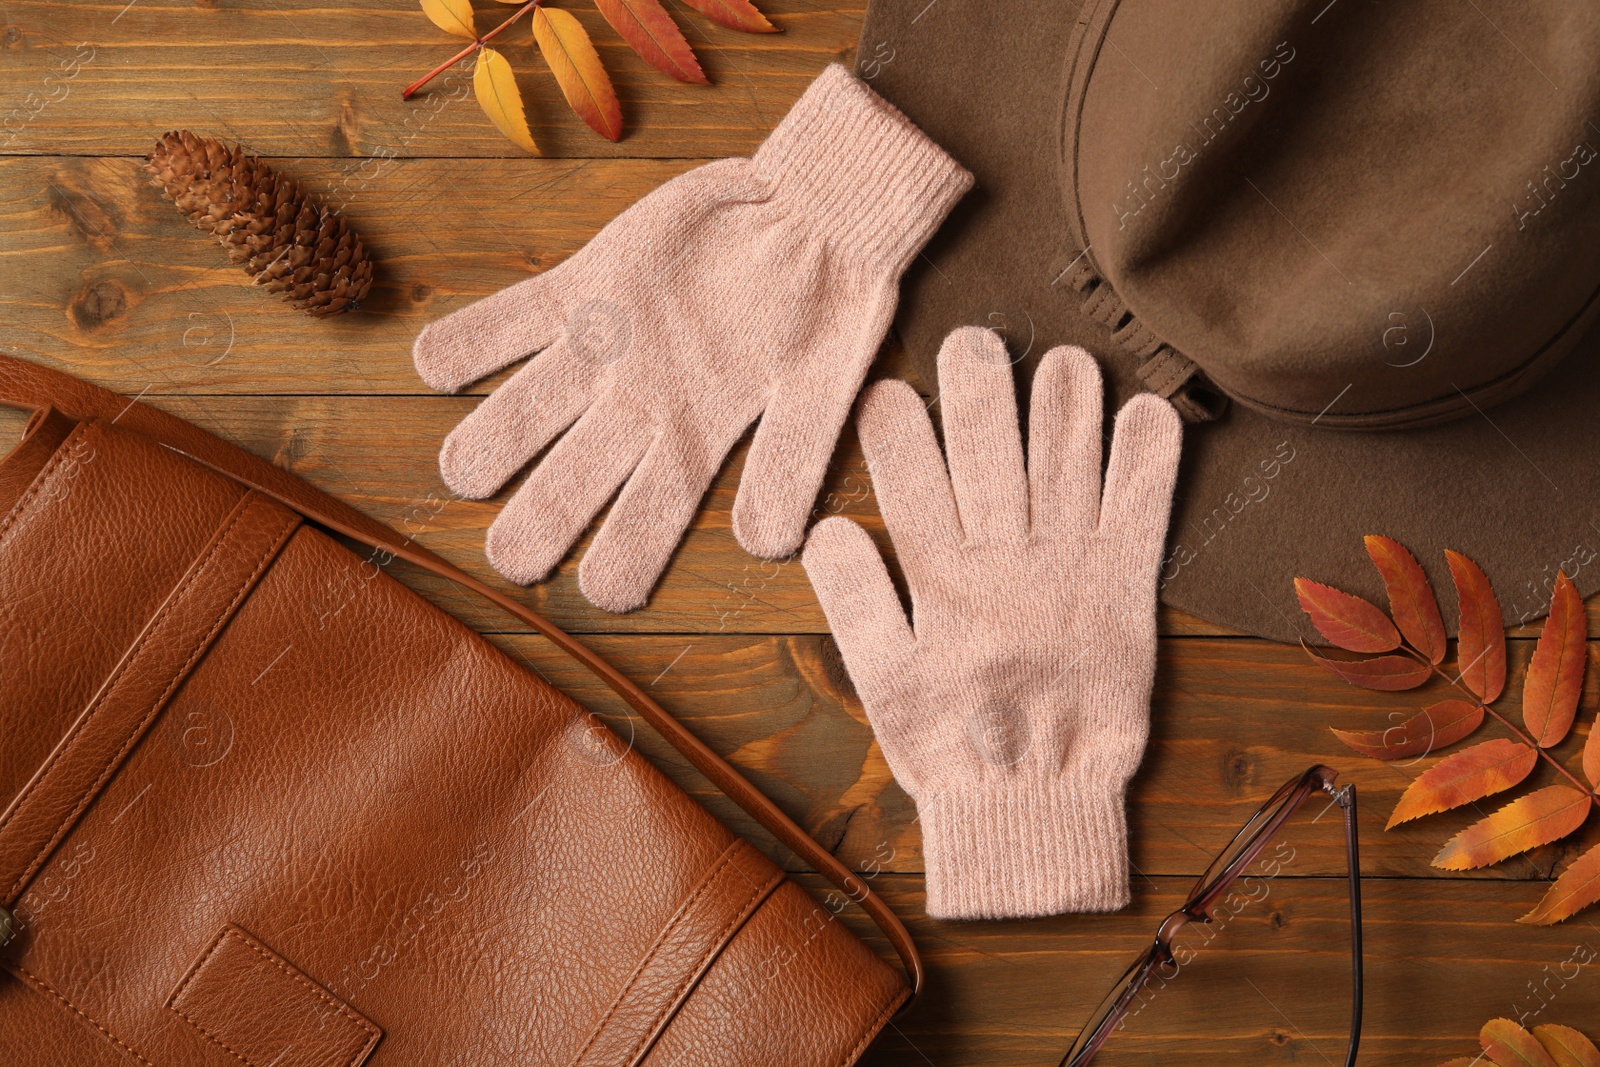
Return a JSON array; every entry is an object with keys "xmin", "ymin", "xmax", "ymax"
[{"xmin": 1336, "ymin": 784, "xmax": 1363, "ymax": 1067}]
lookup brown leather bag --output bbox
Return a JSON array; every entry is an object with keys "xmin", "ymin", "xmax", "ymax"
[{"xmin": 0, "ymin": 354, "xmax": 919, "ymax": 1066}]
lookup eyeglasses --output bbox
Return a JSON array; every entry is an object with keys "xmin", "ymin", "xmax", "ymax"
[{"xmin": 1061, "ymin": 765, "xmax": 1363, "ymax": 1067}]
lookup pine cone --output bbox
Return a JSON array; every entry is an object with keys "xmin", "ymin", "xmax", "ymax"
[{"xmin": 146, "ymin": 130, "xmax": 374, "ymax": 317}]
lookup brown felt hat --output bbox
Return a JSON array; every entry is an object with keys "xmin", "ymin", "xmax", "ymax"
[{"xmin": 856, "ymin": 0, "xmax": 1600, "ymax": 641}]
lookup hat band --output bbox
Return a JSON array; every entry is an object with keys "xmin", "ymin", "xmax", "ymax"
[{"xmin": 1054, "ymin": 249, "xmax": 1228, "ymax": 423}]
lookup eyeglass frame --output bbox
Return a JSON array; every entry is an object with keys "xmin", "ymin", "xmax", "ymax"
[{"xmin": 1061, "ymin": 764, "xmax": 1363, "ymax": 1067}]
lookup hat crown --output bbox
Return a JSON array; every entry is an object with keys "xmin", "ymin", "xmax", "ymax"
[{"xmin": 1063, "ymin": 0, "xmax": 1600, "ymax": 428}]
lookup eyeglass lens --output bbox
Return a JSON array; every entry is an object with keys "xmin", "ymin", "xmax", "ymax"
[
  {"xmin": 1058, "ymin": 947, "xmax": 1165, "ymax": 1067},
  {"xmin": 1188, "ymin": 772, "xmax": 1316, "ymax": 909}
]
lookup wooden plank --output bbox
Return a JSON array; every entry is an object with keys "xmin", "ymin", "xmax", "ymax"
[
  {"xmin": 506, "ymin": 632, "xmax": 1600, "ymax": 888},
  {"xmin": 3, "ymin": 396, "xmax": 1597, "ymax": 641},
  {"xmin": 0, "ymin": 1, "xmax": 862, "ymax": 159},
  {"xmin": 9, "ymin": 152, "xmax": 1170, "ymax": 459},
  {"xmin": 0, "ymin": 155, "xmax": 698, "ymax": 392},
  {"xmin": 0, "ymin": 396, "xmax": 1234, "ymax": 634},
  {"xmin": 831, "ymin": 874, "xmax": 1600, "ymax": 1067}
]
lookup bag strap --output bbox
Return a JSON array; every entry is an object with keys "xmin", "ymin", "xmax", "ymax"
[{"xmin": 0, "ymin": 354, "xmax": 922, "ymax": 1004}]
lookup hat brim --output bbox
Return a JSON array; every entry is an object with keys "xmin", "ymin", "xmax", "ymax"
[{"xmin": 860, "ymin": 0, "xmax": 1600, "ymax": 641}]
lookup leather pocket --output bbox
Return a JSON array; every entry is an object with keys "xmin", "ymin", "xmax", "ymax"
[{"xmin": 166, "ymin": 924, "xmax": 381, "ymax": 1067}]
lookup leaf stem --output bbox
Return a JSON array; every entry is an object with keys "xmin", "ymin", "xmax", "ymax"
[
  {"xmin": 1409, "ymin": 649, "xmax": 1600, "ymax": 807},
  {"xmin": 402, "ymin": 0, "xmax": 543, "ymax": 100}
]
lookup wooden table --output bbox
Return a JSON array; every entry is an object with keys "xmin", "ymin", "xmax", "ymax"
[{"xmin": 4, "ymin": 2, "xmax": 1598, "ymax": 1063}]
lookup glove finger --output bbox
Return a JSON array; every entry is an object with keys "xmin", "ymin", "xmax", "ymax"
[
  {"xmin": 412, "ymin": 267, "xmax": 572, "ymax": 393},
  {"xmin": 802, "ymin": 516, "xmax": 914, "ymax": 683},
  {"xmin": 1028, "ymin": 345, "xmax": 1104, "ymax": 534},
  {"xmin": 438, "ymin": 339, "xmax": 602, "ymax": 500},
  {"xmin": 579, "ymin": 426, "xmax": 736, "ymax": 614},
  {"xmin": 1099, "ymin": 393, "xmax": 1183, "ymax": 561},
  {"xmin": 732, "ymin": 346, "xmax": 872, "ymax": 560},
  {"xmin": 802, "ymin": 518, "xmax": 929, "ymax": 792},
  {"xmin": 484, "ymin": 398, "xmax": 654, "ymax": 586},
  {"xmin": 855, "ymin": 379, "xmax": 961, "ymax": 590},
  {"xmin": 935, "ymin": 327, "xmax": 1029, "ymax": 544}
]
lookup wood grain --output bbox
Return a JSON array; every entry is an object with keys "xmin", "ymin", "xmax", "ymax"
[
  {"xmin": 503, "ymin": 632, "xmax": 1600, "ymax": 887},
  {"xmin": 0, "ymin": 396, "xmax": 1593, "ymax": 643},
  {"xmin": 832, "ymin": 874, "xmax": 1600, "ymax": 1067},
  {"xmin": 0, "ymin": 398, "xmax": 1234, "ymax": 635},
  {"xmin": 0, "ymin": 1, "xmax": 861, "ymax": 158},
  {"xmin": 0, "ymin": 155, "xmax": 696, "ymax": 392}
]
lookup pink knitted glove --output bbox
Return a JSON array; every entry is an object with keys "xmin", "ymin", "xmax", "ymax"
[
  {"xmin": 802, "ymin": 327, "xmax": 1182, "ymax": 920},
  {"xmin": 412, "ymin": 65, "xmax": 971, "ymax": 612}
]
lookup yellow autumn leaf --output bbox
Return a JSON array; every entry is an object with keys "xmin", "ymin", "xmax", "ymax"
[
  {"xmin": 419, "ymin": 0, "xmax": 477, "ymax": 39},
  {"xmin": 473, "ymin": 48, "xmax": 539, "ymax": 154},
  {"xmin": 533, "ymin": 7, "xmax": 623, "ymax": 142}
]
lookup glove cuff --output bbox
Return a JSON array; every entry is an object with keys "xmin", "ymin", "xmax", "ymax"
[
  {"xmin": 754, "ymin": 64, "xmax": 973, "ymax": 269},
  {"xmin": 918, "ymin": 778, "xmax": 1132, "ymax": 920}
]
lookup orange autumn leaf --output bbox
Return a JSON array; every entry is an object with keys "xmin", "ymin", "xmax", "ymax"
[
  {"xmin": 678, "ymin": 0, "xmax": 778, "ymax": 33},
  {"xmin": 1445, "ymin": 1022, "xmax": 1600, "ymax": 1067},
  {"xmin": 1523, "ymin": 572, "xmax": 1588, "ymax": 747},
  {"xmin": 473, "ymin": 48, "xmax": 539, "ymax": 154},
  {"xmin": 1483, "ymin": 1018, "xmax": 1559, "ymax": 1067},
  {"xmin": 1388, "ymin": 738, "xmax": 1538, "ymax": 828},
  {"xmin": 1306, "ymin": 647, "xmax": 1430, "ymax": 691},
  {"xmin": 1586, "ymin": 722, "xmax": 1600, "ymax": 791},
  {"xmin": 1332, "ymin": 699, "xmax": 1482, "ymax": 761},
  {"xmin": 1533, "ymin": 1024, "xmax": 1600, "ymax": 1067},
  {"xmin": 1366, "ymin": 534, "xmax": 1447, "ymax": 663},
  {"xmin": 595, "ymin": 0, "xmax": 707, "ymax": 84},
  {"xmin": 534, "ymin": 7, "xmax": 624, "ymax": 142},
  {"xmin": 1434, "ymin": 784, "xmax": 1590, "ymax": 870},
  {"xmin": 1448, "ymin": 549, "xmax": 1507, "ymax": 703},
  {"xmin": 1520, "ymin": 840, "xmax": 1600, "ymax": 926},
  {"xmin": 1294, "ymin": 577, "xmax": 1401, "ymax": 653}
]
